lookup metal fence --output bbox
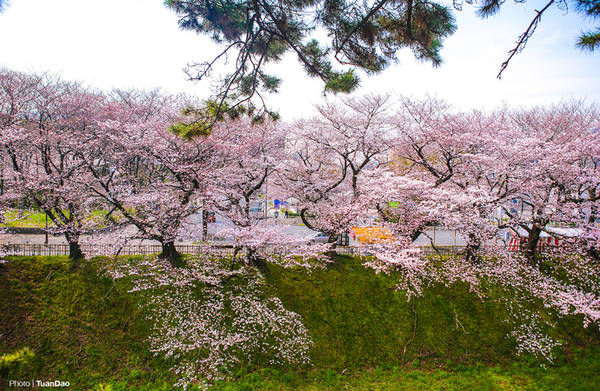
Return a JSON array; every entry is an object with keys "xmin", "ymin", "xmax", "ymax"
[
  {"xmin": 0, "ymin": 243, "xmax": 234, "ymax": 257},
  {"xmin": 0, "ymin": 242, "xmax": 467, "ymax": 257}
]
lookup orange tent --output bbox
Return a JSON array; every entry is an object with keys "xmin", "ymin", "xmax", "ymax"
[{"xmin": 351, "ymin": 227, "xmax": 395, "ymax": 244}]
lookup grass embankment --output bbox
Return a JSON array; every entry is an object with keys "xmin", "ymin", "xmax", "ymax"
[
  {"xmin": 1, "ymin": 255, "xmax": 599, "ymax": 390},
  {"xmin": 1, "ymin": 209, "xmax": 117, "ymax": 228},
  {"xmin": 0, "ymin": 256, "xmax": 172, "ymax": 389},
  {"xmin": 1, "ymin": 209, "xmax": 53, "ymax": 228}
]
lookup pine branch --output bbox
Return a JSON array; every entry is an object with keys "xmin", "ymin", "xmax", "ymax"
[{"xmin": 497, "ymin": 0, "xmax": 555, "ymax": 79}]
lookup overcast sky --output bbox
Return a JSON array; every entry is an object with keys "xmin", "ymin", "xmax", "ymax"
[{"xmin": 0, "ymin": 0, "xmax": 598, "ymax": 119}]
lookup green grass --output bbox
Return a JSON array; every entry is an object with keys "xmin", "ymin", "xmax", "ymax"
[
  {"xmin": 1, "ymin": 209, "xmax": 54, "ymax": 228},
  {"xmin": 266, "ymin": 255, "xmax": 516, "ymax": 369},
  {"xmin": 0, "ymin": 256, "xmax": 177, "ymax": 390},
  {"xmin": 210, "ymin": 352, "xmax": 600, "ymax": 390},
  {"xmin": 1, "ymin": 209, "xmax": 116, "ymax": 228},
  {"xmin": 1, "ymin": 255, "xmax": 599, "ymax": 390}
]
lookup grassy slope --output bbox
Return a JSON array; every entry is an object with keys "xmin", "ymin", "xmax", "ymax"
[
  {"xmin": 1, "ymin": 209, "xmax": 112, "ymax": 228},
  {"xmin": 266, "ymin": 255, "xmax": 513, "ymax": 369},
  {"xmin": 1, "ymin": 255, "xmax": 599, "ymax": 390},
  {"xmin": 213, "ymin": 255, "xmax": 600, "ymax": 390},
  {"xmin": 0, "ymin": 256, "xmax": 175, "ymax": 390}
]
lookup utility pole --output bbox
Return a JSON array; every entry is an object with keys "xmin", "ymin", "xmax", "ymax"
[
  {"xmin": 202, "ymin": 209, "xmax": 208, "ymax": 242},
  {"xmin": 264, "ymin": 178, "xmax": 268, "ymax": 219}
]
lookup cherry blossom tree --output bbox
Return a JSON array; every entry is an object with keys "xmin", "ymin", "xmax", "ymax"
[
  {"xmin": 488, "ymin": 103, "xmax": 600, "ymax": 262},
  {"xmin": 376, "ymin": 97, "xmax": 461, "ymax": 234},
  {"xmin": 0, "ymin": 69, "xmax": 109, "ymax": 267},
  {"xmin": 367, "ymin": 97, "xmax": 600, "ymax": 359},
  {"xmin": 0, "ymin": 69, "xmax": 41, "ymax": 197},
  {"xmin": 279, "ymin": 95, "xmax": 396, "ymax": 250},
  {"xmin": 80, "ymin": 90, "xmax": 214, "ymax": 266},
  {"xmin": 318, "ymin": 96, "xmax": 491, "ymax": 278},
  {"xmin": 103, "ymin": 254, "xmax": 313, "ymax": 388},
  {"xmin": 205, "ymin": 117, "xmax": 289, "ymax": 267}
]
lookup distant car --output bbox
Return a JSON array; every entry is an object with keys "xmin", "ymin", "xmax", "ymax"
[{"xmin": 305, "ymin": 232, "xmax": 330, "ymax": 243}]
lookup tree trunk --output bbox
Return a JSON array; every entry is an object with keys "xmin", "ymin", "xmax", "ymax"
[
  {"xmin": 65, "ymin": 231, "xmax": 83, "ymax": 270},
  {"xmin": 300, "ymin": 208, "xmax": 316, "ymax": 231},
  {"xmin": 464, "ymin": 234, "xmax": 481, "ymax": 264},
  {"xmin": 587, "ymin": 248, "xmax": 600, "ymax": 264},
  {"xmin": 230, "ymin": 247, "xmax": 240, "ymax": 271},
  {"xmin": 524, "ymin": 226, "xmax": 542, "ymax": 266},
  {"xmin": 202, "ymin": 210, "xmax": 208, "ymax": 242},
  {"xmin": 327, "ymin": 235, "xmax": 339, "ymax": 246},
  {"xmin": 247, "ymin": 247, "xmax": 267, "ymax": 269},
  {"xmin": 300, "ymin": 208, "xmax": 338, "ymax": 258},
  {"xmin": 587, "ymin": 198, "xmax": 599, "ymax": 262},
  {"xmin": 160, "ymin": 241, "xmax": 184, "ymax": 267},
  {"xmin": 325, "ymin": 235, "xmax": 339, "ymax": 258}
]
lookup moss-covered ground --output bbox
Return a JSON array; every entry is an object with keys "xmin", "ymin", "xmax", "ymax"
[{"xmin": 1, "ymin": 255, "xmax": 599, "ymax": 390}]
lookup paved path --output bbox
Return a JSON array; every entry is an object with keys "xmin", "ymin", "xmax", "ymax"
[
  {"xmin": 0, "ymin": 214, "xmax": 317, "ymax": 245},
  {"xmin": 1, "ymin": 211, "xmax": 464, "ymax": 247}
]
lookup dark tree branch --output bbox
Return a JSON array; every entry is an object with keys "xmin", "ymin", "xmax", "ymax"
[{"xmin": 497, "ymin": 0, "xmax": 555, "ymax": 79}]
